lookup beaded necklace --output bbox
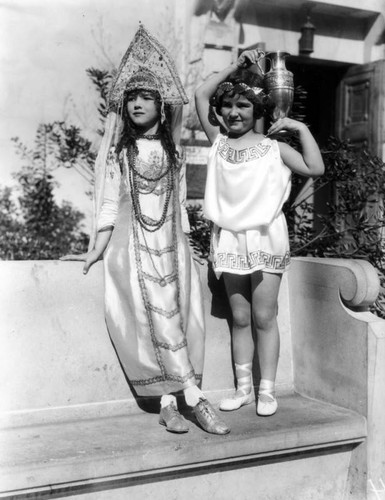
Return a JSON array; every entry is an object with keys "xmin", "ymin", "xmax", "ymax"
[
  {"xmin": 136, "ymin": 134, "xmax": 160, "ymax": 140},
  {"xmin": 129, "ymin": 139, "xmax": 186, "ymax": 380},
  {"xmin": 128, "ymin": 143, "xmax": 175, "ymax": 232}
]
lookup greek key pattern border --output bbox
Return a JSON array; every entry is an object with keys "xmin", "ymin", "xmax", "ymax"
[
  {"xmin": 218, "ymin": 138, "xmax": 271, "ymax": 164},
  {"xmin": 215, "ymin": 249, "xmax": 291, "ymax": 272}
]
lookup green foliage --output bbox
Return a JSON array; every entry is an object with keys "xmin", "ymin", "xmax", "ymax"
[
  {"xmin": 286, "ymin": 139, "xmax": 385, "ymax": 259},
  {"xmin": 0, "ymin": 187, "xmax": 25, "ymax": 259},
  {"xmin": 187, "ymin": 204, "xmax": 211, "ymax": 260},
  {"xmin": 86, "ymin": 67, "xmax": 112, "ymax": 135},
  {"xmin": 0, "ymin": 175, "xmax": 88, "ymax": 260},
  {"xmin": 285, "ymin": 137, "xmax": 385, "ymax": 318},
  {"xmin": 0, "ymin": 123, "xmax": 90, "ymax": 260},
  {"xmin": 0, "ymin": 67, "xmax": 112, "ymax": 261},
  {"xmin": 12, "ymin": 122, "xmax": 96, "ymax": 174}
]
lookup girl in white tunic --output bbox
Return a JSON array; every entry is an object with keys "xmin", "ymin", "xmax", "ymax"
[{"xmin": 195, "ymin": 49, "xmax": 324, "ymax": 416}]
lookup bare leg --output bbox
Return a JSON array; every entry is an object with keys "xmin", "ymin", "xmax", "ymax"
[
  {"xmin": 223, "ymin": 273, "xmax": 254, "ymax": 366},
  {"xmin": 220, "ymin": 273, "xmax": 254, "ymax": 411},
  {"xmin": 251, "ymin": 271, "xmax": 282, "ymax": 415},
  {"xmin": 250, "ymin": 271, "xmax": 281, "ymax": 382}
]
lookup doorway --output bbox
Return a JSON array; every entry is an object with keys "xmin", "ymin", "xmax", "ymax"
[
  {"xmin": 287, "ymin": 57, "xmax": 351, "ymax": 147},
  {"xmin": 285, "ymin": 57, "xmax": 352, "ymax": 226}
]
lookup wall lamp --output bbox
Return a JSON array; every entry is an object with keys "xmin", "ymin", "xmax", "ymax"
[{"xmin": 299, "ymin": 16, "xmax": 315, "ymax": 55}]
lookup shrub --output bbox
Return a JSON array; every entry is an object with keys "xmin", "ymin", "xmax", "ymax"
[{"xmin": 285, "ymin": 137, "xmax": 385, "ymax": 318}]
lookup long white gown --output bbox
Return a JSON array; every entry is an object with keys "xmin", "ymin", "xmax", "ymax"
[{"xmin": 98, "ymin": 139, "xmax": 205, "ymax": 396}]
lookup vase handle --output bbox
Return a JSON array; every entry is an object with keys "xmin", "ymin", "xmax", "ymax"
[{"xmin": 252, "ymin": 49, "xmax": 266, "ymax": 75}]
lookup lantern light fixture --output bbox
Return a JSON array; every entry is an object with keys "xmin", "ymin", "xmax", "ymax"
[{"xmin": 299, "ymin": 16, "xmax": 315, "ymax": 55}]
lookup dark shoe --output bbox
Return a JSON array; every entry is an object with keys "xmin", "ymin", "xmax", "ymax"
[
  {"xmin": 193, "ymin": 398, "xmax": 230, "ymax": 435},
  {"xmin": 159, "ymin": 402, "xmax": 189, "ymax": 433}
]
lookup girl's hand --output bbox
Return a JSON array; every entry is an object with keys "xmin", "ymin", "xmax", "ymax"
[
  {"xmin": 236, "ymin": 49, "xmax": 264, "ymax": 69},
  {"xmin": 273, "ymin": 118, "xmax": 325, "ymax": 178},
  {"xmin": 267, "ymin": 117, "xmax": 306, "ymax": 136},
  {"xmin": 60, "ymin": 249, "xmax": 101, "ymax": 275}
]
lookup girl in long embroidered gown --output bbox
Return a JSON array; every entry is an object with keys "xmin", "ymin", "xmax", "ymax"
[
  {"xmin": 61, "ymin": 25, "xmax": 229, "ymax": 435},
  {"xmin": 195, "ymin": 49, "xmax": 324, "ymax": 416}
]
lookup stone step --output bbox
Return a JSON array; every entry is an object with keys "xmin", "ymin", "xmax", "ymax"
[{"xmin": 0, "ymin": 393, "xmax": 366, "ymax": 499}]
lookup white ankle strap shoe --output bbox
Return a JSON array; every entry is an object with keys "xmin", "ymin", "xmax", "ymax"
[
  {"xmin": 219, "ymin": 390, "xmax": 254, "ymax": 411},
  {"xmin": 257, "ymin": 392, "xmax": 278, "ymax": 416}
]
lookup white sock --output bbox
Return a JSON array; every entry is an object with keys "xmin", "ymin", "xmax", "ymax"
[
  {"xmin": 184, "ymin": 385, "xmax": 205, "ymax": 407},
  {"xmin": 160, "ymin": 394, "xmax": 177, "ymax": 408},
  {"xmin": 259, "ymin": 379, "xmax": 275, "ymax": 395}
]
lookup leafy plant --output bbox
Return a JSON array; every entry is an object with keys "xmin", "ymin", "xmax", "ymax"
[
  {"xmin": 0, "ymin": 66, "xmax": 113, "ymax": 261},
  {"xmin": 0, "ymin": 173, "xmax": 88, "ymax": 260},
  {"xmin": 12, "ymin": 121, "xmax": 96, "ymax": 185},
  {"xmin": 285, "ymin": 137, "xmax": 385, "ymax": 318},
  {"xmin": 187, "ymin": 204, "xmax": 211, "ymax": 260},
  {"xmin": 86, "ymin": 68, "xmax": 113, "ymax": 135},
  {"xmin": 0, "ymin": 124, "xmax": 90, "ymax": 260}
]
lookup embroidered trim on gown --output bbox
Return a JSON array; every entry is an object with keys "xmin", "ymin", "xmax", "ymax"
[
  {"xmin": 98, "ymin": 140, "xmax": 205, "ymax": 396},
  {"xmin": 204, "ymin": 134, "xmax": 292, "ymax": 277}
]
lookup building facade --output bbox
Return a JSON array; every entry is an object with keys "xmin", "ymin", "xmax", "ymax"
[{"xmin": 178, "ymin": 0, "xmax": 385, "ymax": 198}]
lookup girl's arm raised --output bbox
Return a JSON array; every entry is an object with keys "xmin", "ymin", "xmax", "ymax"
[
  {"xmin": 195, "ymin": 50, "xmax": 262, "ymax": 144},
  {"xmin": 269, "ymin": 118, "xmax": 325, "ymax": 178}
]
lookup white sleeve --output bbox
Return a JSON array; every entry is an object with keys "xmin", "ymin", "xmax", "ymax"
[{"xmin": 97, "ymin": 148, "xmax": 121, "ymax": 231}]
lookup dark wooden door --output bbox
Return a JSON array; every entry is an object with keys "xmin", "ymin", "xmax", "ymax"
[{"xmin": 336, "ymin": 60, "xmax": 385, "ymax": 157}]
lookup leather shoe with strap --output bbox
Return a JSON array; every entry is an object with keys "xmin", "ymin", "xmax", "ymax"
[
  {"xmin": 159, "ymin": 402, "xmax": 189, "ymax": 433},
  {"xmin": 193, "ymin": 398, "xmax": 230, "ymax": 435}
]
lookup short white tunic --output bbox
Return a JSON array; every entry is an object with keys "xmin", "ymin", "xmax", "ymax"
[{"xmin": 204, "ymin": 134, "xmax": 291, "ymax": 276}]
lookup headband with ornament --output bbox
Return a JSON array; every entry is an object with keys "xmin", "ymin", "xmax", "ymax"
[
  {"xmin": 124, "ymin": 68, "xmax": 160, "ymax": 95},
  {"xmin": 210, "ymin": 81, "xmax": 266, "ymax": 108},
  {"xmin": 108, "ymin": 23, "xmax": 189, "ymax": 111}
]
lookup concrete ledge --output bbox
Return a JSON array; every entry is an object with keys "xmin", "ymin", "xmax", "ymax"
[
  {"xmin": 1, "ymin": 257, "xmax": 383, "ymax": 499},
  {"xmin": 288, "ymin": 257, "xmax": 385, "ymax": 499},
  {"xmin": 0, "ymin": 393, "xmax": 366, "ymax": 498},
  {"xmin": 0, "ymin": 260, "xmax": 293, "ymax": 426},
  {"xmin": 291, "ymin": 257, "xmax": 380, "ymax": 309}
]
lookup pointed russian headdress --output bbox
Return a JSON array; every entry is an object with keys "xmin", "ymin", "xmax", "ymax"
[
  {"xmin": 89, "ymin": 23, "xmax": 188, "ymax": 249},
  {"xmin": 108, "ymin": 23, "xmax": 188, "ymax": 110}
]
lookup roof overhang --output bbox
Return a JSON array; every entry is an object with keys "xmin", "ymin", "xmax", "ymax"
[{"xmin": 233, "ymin": 0, "xmax": 384, "ymax": 43}]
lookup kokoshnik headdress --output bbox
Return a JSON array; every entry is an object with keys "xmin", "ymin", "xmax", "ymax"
[
  {"xmin": 89, "ymin": 23, "xmax": 189, "ymax": 249},
  {"xmin": 108, "ymin": 23, "xmax": 188, "ymax": 110}
]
